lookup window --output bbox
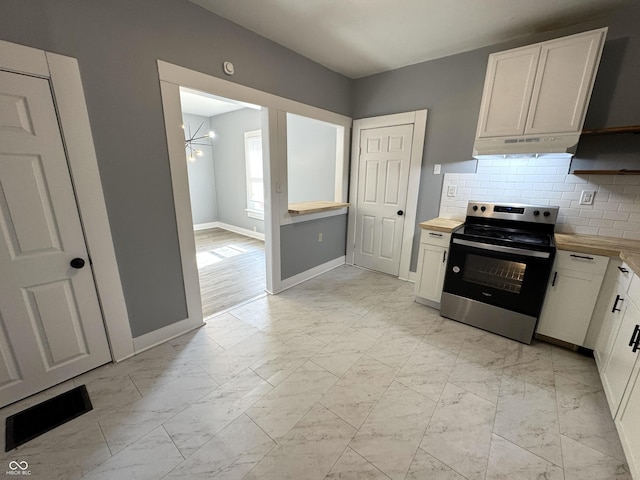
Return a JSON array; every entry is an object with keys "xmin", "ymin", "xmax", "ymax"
[{"xmin": 244, "ymin": 130, "xmax": 264, "ymax": 219}]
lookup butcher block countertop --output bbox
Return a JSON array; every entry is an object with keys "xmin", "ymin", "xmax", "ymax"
[
  {"xmin": 419, "ymin": 218, "xmax": 464, "ymax": 233},
  {"xmin": 555, "ymin": 233, "xmax": 640, "ymax": 274},
  {"xmin": 288, "ymin": 201, "xmax": 349, "ymax": 215}
]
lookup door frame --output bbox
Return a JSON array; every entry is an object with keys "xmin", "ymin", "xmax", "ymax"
[
  {"xmin": 0, "ymin": 40, "xmax": 133, "ymax": 361},
  {"xmin": 347, "ymin": 110, "xmax": 427, "ymax": 281},
  {"xmin": 157, "ymin": 60, "xmax": 351, "ymax": 320}
]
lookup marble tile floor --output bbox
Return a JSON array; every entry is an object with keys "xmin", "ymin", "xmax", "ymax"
[{"xmin": 0, "ymin": 265, "xmax": 632, "ymax": 479}]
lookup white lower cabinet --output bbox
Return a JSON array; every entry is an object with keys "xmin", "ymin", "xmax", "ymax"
[
  {"xmin": 536, "ymin": 251, "xmax": 608, "ymax": 346},
  {"xmin": 415, "ymin": 229, "xmax": 450, "ymax": 308},
  {"xmin": 594, "ymin": 261, "xmax": 633, "ymax": 369},
  {"xmin": 607, "ymin": 273, "xmax": 640, "ymax": 479},
  {"xmin": 617, "ymin": 360, "xmax": 640, "ymax": 480}
]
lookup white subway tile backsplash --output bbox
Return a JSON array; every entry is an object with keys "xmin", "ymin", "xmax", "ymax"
[
  {"xmin": 544, "ymin": 175, "xmax": 568, "ymax": 183},
  {"xmin": 549, "ymin": 158, "xmax": 572, "ymax": 169},
  {"xmin": 561, "ymin": 191, "xmax": 581, "ymax": 200},
  {"xmin": 579, "ymin": 209, "xmax": 604, "ymax": 219},
  {"xmin": 614, "ymin": 175, "xmax": 640, "ymax": 185},
  {"xmin": 589, "ymin": 219, "xmax": 615, "ymax": 229},
  {"xmin": 527, "ymin": 158, "xmax": 550, "ymax": 167},
  {"xmin": 598, "ymin": 229, "xmax": 625, "ymax": 238},
  {"xmin": 536, "ymin": 167, "xmax": 558, "ymax": 175},
  {"xmin": 614, "ymin": 221, "xmax": 640, "ymax": 231},
  {"xmin": 589, "ymin": 175, "xmax": 616, "ymax": 185},
  {"xmin": 619, "ymin": 203, "xmax": 640, "ymax": 213},
  {"xmin": 439, "ymin": 158, "xmax": 640, "ymax": 240},
  {"xmin": 565, "ymin": 216, "xmax": 591, "ymax": 226},
  {"xmin": 604, "ymin": 210, "xmax": 630, "ymax": 221},
  {"xmin": 553, "ymin": 183, "xmax": 576, "ymax": 192},
  {"xmin": 564, "ymin": 176, "xmax": 588, "ymax": 184},
  {"xmin": 575, "ymin": 226, "xmax": 600, "ymax": 235},
  {"xmin": 623, "ymin": 231, "xmax": 640, "ymax": 241}
]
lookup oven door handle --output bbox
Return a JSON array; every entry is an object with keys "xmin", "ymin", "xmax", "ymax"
[{"xmin": 452, "ymin": 238, "xmax": 552, "ymax": 259}]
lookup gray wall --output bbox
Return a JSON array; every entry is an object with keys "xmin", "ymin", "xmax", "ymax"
[
  {"xmin": 183, "ymin": 113, "xmax": 218, "ymax": 225},
  {"xmin": 210, "ymin": 108, "xmax": 264, "ymax": 233},
  {"xmin": 281, "ymin": 215, "xmax": 347, "ymax": 279},
  {"xmin": 287, "ymin": 114, "xmax": 338, "ymax": 203},
  {"xmin": 353, "ymin": 4, "xmax": 640, "ymax": 271},
  {"xmin": 0, "ymin": 0, "xmax": 351, "ymax": 337}
]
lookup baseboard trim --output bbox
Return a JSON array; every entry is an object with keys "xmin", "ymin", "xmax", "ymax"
[
  {"xmin": 401, "ymin": 271, "xmax": 417, "ymax": 283},
  {"xmin": 193, "ymin": 221, "xmax": 265, "ymax": 241},
  {"xmin": 193, "ymin": 222, "xmax": 218, "ymax": 231},
  {"xmin": 131, "ymin": 318, "xmax": 204, "ymax": 354},
  {"xmin": 277, "ymin": 256, "xmax": 345, "ymax": 292}
]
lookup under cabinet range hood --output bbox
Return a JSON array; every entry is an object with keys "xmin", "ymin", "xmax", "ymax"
[
  {"xmin": 473, "ymin": 133, "xmax": 579, "ymax": 157},
  {"xmin": 472, "ymin": 27, "xmax": 607, "ymax": 158}
]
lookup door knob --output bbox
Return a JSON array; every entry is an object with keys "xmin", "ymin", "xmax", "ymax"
[
  {"xmin": 70, "ymin": 258, "xmax": 85, "ymax": 269},
  {"xmin": 397, "ymin": 210, "xmax": 404, "ymax": 216}
]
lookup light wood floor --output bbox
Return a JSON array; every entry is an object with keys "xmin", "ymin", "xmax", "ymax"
[{"xmin": 194, "ymin": 228, "xmax": 266, "ymax": 318}]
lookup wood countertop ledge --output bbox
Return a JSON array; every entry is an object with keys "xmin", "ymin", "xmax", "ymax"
[
  {"xmin": 288, "ymin": 201, "xmax": 349, "ymax": 215},
  {"xmin": 555, "ymin": 233, "xmax": 640, "ymax": 274},
  {"xmin": 419, "ymin": 218, "xmax": 464, "ymax": 233},
  {"xmin": 620, "ymin": 252, "xmax": 640, "ymax": 277}
]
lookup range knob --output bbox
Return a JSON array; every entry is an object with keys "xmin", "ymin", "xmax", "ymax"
[
  {"xmin": 472, "ymin": 206, "xmax": 478, "ymax": 211},
  {"xmin": 480, "ymin": 206, "xmax": 486, "ymax": 212},
  {"xmin": 533, "ymin": 210, "xmax": 540, "ymax": 216},
  {"xmin": 543, "ymin": 211, "xmax": 551, "ymax": 217}
]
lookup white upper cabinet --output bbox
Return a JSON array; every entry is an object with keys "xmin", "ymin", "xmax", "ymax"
[
  {"xmin": 476, "ymin": 28, "xmax": 607, "ymax": 140},
  {"xmin": 476, "ymin": 46, "xmax": 540, "ymax": 138}
]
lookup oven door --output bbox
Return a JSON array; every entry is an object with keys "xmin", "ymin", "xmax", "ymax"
[{"xmin": 443, "ymin": 238, "xmax": 554, "ymax": 318}]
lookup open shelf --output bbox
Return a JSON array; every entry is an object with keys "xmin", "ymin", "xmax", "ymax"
[
  {"xmin": 572, "ymin": 169, "xmax": 640, "ymax": 175},
  {"xmin": 581, "ymin": 125, "xmax": 640, "ymax": 136}
]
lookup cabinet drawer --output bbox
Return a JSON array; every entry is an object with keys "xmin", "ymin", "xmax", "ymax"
[
  {"xmin": 615, "ymin": 262, "xmax": 634, "ymax": 293},
  {"xmin": 629, "ymin": 274, "xmax": 640, "ymax": 306},
  {"xmin": 556, "ymin": 250, "xmax": 609, "ymax": 275},
  {"xmin": 420, "ymin": 229, "xmax": 451, "ymax": 248}
]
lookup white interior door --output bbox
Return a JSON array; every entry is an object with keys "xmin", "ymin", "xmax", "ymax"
[
  {"xmin": 0, "ymin": 70, "xmax": 111, "ymax": 407},
  {"xmin": 354, "ymin": 124, "xmax": 414, "ymax": 276}
]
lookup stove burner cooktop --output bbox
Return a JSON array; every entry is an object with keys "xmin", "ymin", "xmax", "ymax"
[{"xmin": 461, "ymin": 225, "xmax": 552, "ymax": 247}]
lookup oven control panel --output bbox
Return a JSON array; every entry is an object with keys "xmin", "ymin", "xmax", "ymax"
[{"xmin": 467, "ymin": 202, "xmax": 558, "ymax": 224}]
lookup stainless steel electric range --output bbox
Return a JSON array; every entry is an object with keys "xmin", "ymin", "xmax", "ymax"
[{"xmin": 440, "ymin": 201, "xmax": 559, "ymax": 344}]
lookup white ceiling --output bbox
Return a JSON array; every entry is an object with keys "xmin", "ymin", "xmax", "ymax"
[{"xmin": 188, "ymin": 0, "xmax": 634, "ymax": 78}]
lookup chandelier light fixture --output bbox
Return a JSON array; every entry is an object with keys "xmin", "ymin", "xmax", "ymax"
[{"xmin": 184, "ymin": 122, "xmax": 215, "ymax": 162}]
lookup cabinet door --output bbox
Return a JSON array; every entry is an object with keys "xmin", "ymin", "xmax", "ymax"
[
  {"xmin": 603, "ymin": 297, "xmax": 640, "ymax": 416},
  {"xmin": 476, "ymin": 46, "xmax": 540, "ymax": 138},
  {"xmin": 525, "ymin": 29, "xmax": 606, "ymax": 135},
  {"xmin": 416, "ymin": 244, "xmax": 447, "ymax": 303},
  {"xmin": 617, "ymin": 363, "xmax": 640, "ymax": 479},
  {"xmin": 537, "ymin": 268, "xmax": 603, "ymax": 345},
  {"xmin": 595, "ymin": 285, "xmax": 628, "ymax": 373}
]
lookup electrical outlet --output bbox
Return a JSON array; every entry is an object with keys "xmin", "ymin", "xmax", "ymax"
[
  {"xmin": 433, "ymin": 164, "xmax": 441, "ymax": 175},
  {"xmin": 318, "ymin": 232, "xmax": 323, "ymax": 242},
  {"xmin": 579, "ymin": 190, "xmax": 595, "ymax": 205},
  {"xmin": 447, "ymin": 185, "xmax": 457, "ymax": 197}
]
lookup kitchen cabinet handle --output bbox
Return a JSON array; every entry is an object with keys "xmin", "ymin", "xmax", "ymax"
[
  {"xmin": 630, "ymin": 325, "xmax": 640, "ymax": 353},
  {"xmin": 612, "ymin": 295, "xmax": 624, "ymax": 313},
  {"xmin": 551, "ymin": 271, "xmax": 558, "ymax": 287},
  {"xmin": 442, "ymin": 250, "xmax": 447, "ymax": 263},
  {"xmin": 429, "ymin": 232, "xmax": 443, "ymax": 237},
  {"xmin": 570, "ymin": 254, "xmax": 594, "ymax": 261},
  {"xmin": 618, "ymin": 266, "xmax": 629, "ymax": 273}
]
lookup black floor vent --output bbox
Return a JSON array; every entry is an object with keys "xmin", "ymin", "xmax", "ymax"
[{"xmin": 5, "ymin": 385, "xmax": 93, "ymax": 452}]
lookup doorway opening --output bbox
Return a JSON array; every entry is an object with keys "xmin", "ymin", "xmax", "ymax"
[{"xmin": 179, "ymin": 87, "xmax": 267, "ymax": 318}]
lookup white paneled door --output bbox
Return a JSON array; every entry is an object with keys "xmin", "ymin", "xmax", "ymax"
[
  {"xmin": 354, "ymin": 124, "xmax": 414, "ymax": 276},
  {"xmin": 0, "ymin": 70, "xmax": 111, "ymax": 407}
]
